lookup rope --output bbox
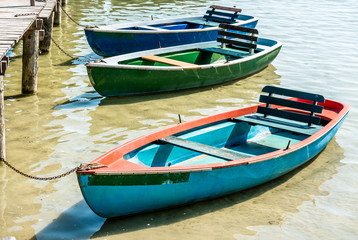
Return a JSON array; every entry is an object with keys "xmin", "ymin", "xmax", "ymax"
[{"xmin": 0, "ymin": 158, "xmax": 107, "ymax": 181}]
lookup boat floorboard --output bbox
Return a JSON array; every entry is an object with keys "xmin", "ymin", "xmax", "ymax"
[{"xmin": 174, "ymin": 130, "xmax": 305, "ymax": 166}]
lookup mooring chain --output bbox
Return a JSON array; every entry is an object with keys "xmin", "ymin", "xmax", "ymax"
[
  {"xmin": 0, "ymin": 158, "xmax": 79, "ymax": 181},
  {"xmin": 0, "ymin": 158, "xmax": 107, "ymax": 181},
  {"xmin": 42, "ymin": 24, "xmax": 98, "ymax": 63},
  {"xmin": 60, "ymin": 4, "xmax": 87, "ymax": 28},
  {"xmin": 14, "ymin": 13, "xmax": 38, "ymax": 17}
]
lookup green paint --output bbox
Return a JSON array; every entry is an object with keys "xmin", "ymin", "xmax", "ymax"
[
  {"xmin": 87, "ymin": 46, "xmax": 282, "ymax": 97},
  {"xmin": 88, "ymin": 172, "xmax": 190, "ymax": 186}
]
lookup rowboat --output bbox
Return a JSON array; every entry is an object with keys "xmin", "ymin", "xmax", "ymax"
[
  {"xmin": 77, "ymin": 86, "xmax": 350, "ymax": 218},
  {"xmin": 85, "ymin": 5, "xmax": 259, "ymax": 56},
  {"xmin": 86, "ymin": 23, "xmax": 282, "ymax": 97}
]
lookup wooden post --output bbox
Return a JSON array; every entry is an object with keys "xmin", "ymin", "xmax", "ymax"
[
  {"xmin": 22, "ymin": 30, "xmax": 40, "ymax": 94},
  {"xmin": 0, "ymin": 57, "xmax": 8, "ymax": 161},
  {"xmin": 30, "ymin": 0, "xmax": 35, "ymax": 6},
  {"xmin": 54, "ymin": 0, "xmax": 62, "ymax": 26},
  {"xmin": 40, "ymin": 12, "xmax": 54, "ymax": 52}
]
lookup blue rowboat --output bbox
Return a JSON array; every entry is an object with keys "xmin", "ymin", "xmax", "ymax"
[
  {"xmin": 86, "ymin": 24, "xmax": 282, "ymax": 97},
  {"xmin": 85, "ymin": 5, "xmax": 259, "ymax": 56},
  {"xmin": 77, "ymin": 86, "xmax": 349, "ymax": 218}
]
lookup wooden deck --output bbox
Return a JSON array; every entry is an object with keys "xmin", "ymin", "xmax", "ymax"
[{"xmin": 0, "ymin": 0, "xmax": 56, "ymax": 61}]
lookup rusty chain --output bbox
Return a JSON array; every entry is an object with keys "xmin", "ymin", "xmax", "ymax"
[
  {"xmin": 60, "ymin": 4, "xmax": 88, "ymax": 28},
  {"xmin": 0, "ymin": 158, "xmax": 79, "ymax": 180},
  {"xmin": 42, "ymin": 24, "xmax": 99, "ymax": 63},
  {"xmin": 0, "ymin": 158, "xmax": 107, "ymax": 181}
]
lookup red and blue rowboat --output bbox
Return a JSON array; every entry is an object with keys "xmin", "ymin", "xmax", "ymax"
[
  {"xmin": 85, "ymin": 5, "xmax": 258, "ymax": 57},
  {"xmin": 77, "ymin": 86, "xmax": 349, "ymax": 218}
]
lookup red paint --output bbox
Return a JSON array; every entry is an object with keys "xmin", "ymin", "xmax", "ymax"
[{"xmin": 77, "ymin": 99, "xmax": 350, "ymax": 175}]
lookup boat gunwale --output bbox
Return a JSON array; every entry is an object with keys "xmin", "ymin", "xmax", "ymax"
[
  {"xmin": 86, "ymin": 15, "xmax": 259, "ymax": 34},
  {"xmin": 86, "ymin": 39, "xmax": 283, "ymax": 71},
  {"xmin": 77, "ymin": 99, "xmax": 350, "ymax": 175}
]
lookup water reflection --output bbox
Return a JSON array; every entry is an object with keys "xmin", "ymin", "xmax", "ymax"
[
  {"xmin": 31, "ymin": 138, "xmax": 344, "ymax": 240},
  {"xmin": 88, "ymin": 139, "xmax": 344, "ymax": 239},
  {"xmin": 55, "ymin": 64, "xmax": 280, "ymax": 110}
]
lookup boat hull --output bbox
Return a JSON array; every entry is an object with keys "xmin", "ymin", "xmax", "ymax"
[
  {"xmin": 85, "ymin": 17, "xmax": 258, "ymax": 57},
  {"xmin": 77, "ymin": 112, "xmax": 347, "ymax": 218},
  {"xmin": 87, "ymin": 45, "xmax": 282, "ymax": 97}
]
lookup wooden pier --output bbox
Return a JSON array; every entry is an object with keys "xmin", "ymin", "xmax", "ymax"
[{"xmin": 0, "ymin": 0, "xmax": 61, "ymax": 160}]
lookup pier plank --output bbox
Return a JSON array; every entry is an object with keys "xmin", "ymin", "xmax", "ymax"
[{"xmin": 0, "ymin": 0, "xmax": 56, "ymax": 60}]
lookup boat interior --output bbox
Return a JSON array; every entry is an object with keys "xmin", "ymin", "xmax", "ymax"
[
  {"xmin": 118, "ymin": 23, "xmax": 260, "ymax": 67},
  {"xmin": 124, "ymin": 86, "xmax": 327, "ymax": 168},
  {"xmin": 120, "ymin": 5, "xmax": 250, "ymax": 31}
]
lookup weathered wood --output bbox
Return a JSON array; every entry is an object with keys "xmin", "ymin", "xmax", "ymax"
[
  {"xmin": 0, "ymin": 57, "xmax": 8, "ymax": 75},
  {"xmin": 22, "ymin": 29, "xmax": 39, "ymax": 94},
  {"xmin": 39, "ymin": 11, "xmax": 53, "ymax": 52},
  {"xmin": 217, "ymin": 38, "xmax": 257, "ymax": 50},
  {"xmin": 30, "ymin": 18, "xmax": 43, "ymax": 30},
  {"xmin": 257, "ymin": 106, "xmax": 322, "ymax": 125},
  {"xmin": 259, "ymin": 95, "xmax": 324, "ymax": 113},
  {"xmin": 261, "ymin": 85, "xmax": 325, "ymax": 103},
  {"xmin": 0, "ymin": 57, "xmax": 7, "ymax": 161},
  {"xmin": 219, "ymin": 23, "xmax": 259, "ymax": 34},
  {"xmin": 218, "ymin": 30, "xmax": 258, "ymax": 42},
  {"xmin": 54, "ymin": 0, "xmax": 62, "ymax": 25},
  {"xmin": 209, "ymin": 5, "xmax": 242, "ymax": 12}
]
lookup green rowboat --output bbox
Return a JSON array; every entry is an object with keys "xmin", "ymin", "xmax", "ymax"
[{"xmin": 86, "ymin": 24, "xmax": 282, "ymax": 97}]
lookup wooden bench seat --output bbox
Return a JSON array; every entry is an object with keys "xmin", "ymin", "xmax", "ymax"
[
  {"xmin": 234, "ymin": 86, "xmax": 326, "ymax": 136},
  {"xmin": 159, "ymin": 136, "xmax": 250, "ymax": 161},
  {"xmin": 203, "ymin": 5, "xmax": 242, "ymax": 23},
  {"xmin": 201, "ymin": 47, "xmax": 251, "ymax": 58},
  {"xmin": 142, "ymin": 55, "xmax": 200, "ymax": 69},
  {"xmin": 186, "ymin": 20, "xmax": 219, "ymax": 27},
  {"xmin": 135, "ymin": 25, "xmax": 169, "ymax": 31},
  {"xmin": 233, "ymin": 114, "xmax": 323, "ymax": 135}
]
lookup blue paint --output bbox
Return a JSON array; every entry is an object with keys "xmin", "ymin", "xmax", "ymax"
[
  {"xmin": 77, "ymin": 114, "xmax": 348, "ymax": 218},
  {"xmin": 85, "ymin": 18, "xmax": 258, "ymax": 57}
]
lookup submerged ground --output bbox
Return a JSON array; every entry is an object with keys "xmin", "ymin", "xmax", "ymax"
[{"xmin": 1, "ymin": 0, "xmax": 358, "ymax": 239}]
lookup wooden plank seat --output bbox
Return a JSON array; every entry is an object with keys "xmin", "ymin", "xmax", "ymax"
[
  {"xmin": 201, "ymin": 47, "xmax": 251, "ymax": 58},
  {"xmin": 203, "ymin": 5, "xmax": 242, "ymax": 23},
  {"xmin": 159, "ymin": 136, "xmax": 250, "ymax": 161},
  {"xmin": 186, "ymin": 20, "xmax": 219, "ymax": 27},
  {"xmin": 233, "ymin": 86, "xmax": 325, "ymax": 135},
  {"xmin": 142, "ymin": 55, "xmax": 200, "ymax": 69},
  {"xmin": 217, "ymin": 23, "xmax": 258, "ymax": 54},
  {"xmin": 135, "ymin": 25, "xmax": 169, "ymax": 31}
]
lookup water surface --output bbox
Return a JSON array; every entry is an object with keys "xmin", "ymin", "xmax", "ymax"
[{"xmin": 1, "ymin": 0, "xmax": 358, "ymax": 239}]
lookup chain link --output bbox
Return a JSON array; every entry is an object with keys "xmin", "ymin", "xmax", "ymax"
[
  {"xmin": 42, "ymin": 24, "xmax": 98, "ymax": 63},
  {"xmin": 60, "ymin": 4, "xmax": 87, "ymax": 28},
  {"xmin": 0, "ymin": 158, "xmax": 107, "ymax": 181},
  {"xmin": 0, "ymin": 158, "xmax": 80, "ymax": 181}
]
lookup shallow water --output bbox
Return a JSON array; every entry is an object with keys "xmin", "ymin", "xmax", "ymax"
[{"xmin": 1, "ymin": 0, "xmax": 358, "ymax": 239}]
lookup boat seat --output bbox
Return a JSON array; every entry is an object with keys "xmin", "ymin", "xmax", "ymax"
[
  {"xmin": 142, "ymin": 55, "xmax": 200, "ymax": 69},
  {"xmin": 201, "ymin": 47, "xmax": 251, "ymax": 58},
  {"xmin": 203, "ymin": 5, "xmax": 242, "ymax": 23},
  {"xmin": 186, "ymin": 20, "xmax": 219, "ymax": 27},
  {"xmin": 217, "ymin": 23, "xmax": 259, "ymax": 54},
  {"xmin": 158, "ymin": 136, "xmax": 250, "ymax": 161},
  {"xmin": 234, "ymin": 114, "xmax": 323, "ymax": 135},
  {"xmin": 135, "ymin": 25, "xmax": 169, "ymax": 31},
  {"xmin": 233, "ymin": 86, "xmax": 325, "ymax": 136}
]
